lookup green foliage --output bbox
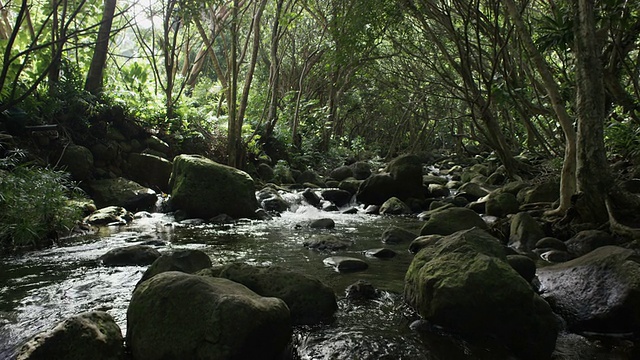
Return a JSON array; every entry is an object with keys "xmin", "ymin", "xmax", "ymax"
[
  {"xmin": 0, "ymin": 164, "xmax": 85, "ymax": 250},
  {"xmin": 605, "ymin": 118, "xmax": 640, "ymax": 159}
]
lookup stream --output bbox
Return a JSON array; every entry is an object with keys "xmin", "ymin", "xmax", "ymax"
[{"xmin": 0, "ymin": 193, "xmax": 635, "ymax": 359}]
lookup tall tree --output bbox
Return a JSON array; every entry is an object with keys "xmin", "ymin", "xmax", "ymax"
[{"xmin": 85, "ymin": 0, "xmax": 117, "ymax": 95}]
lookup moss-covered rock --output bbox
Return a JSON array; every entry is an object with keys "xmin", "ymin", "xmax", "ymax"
[
  {"xmin": 98, "ymin": 245, "xmax": 160, "ymax": 267},
  {"xmin": 509, "ymin": 212, "xmax": 545, "ymax": 252},
  {"xmin": 485, "ymin": 192, "xmax": 520, "ymax": 218},
  {"xmin": 126, "ymin": 153, "xmax": 173, "ymax": 193},
  {"xmin": 137, "ymin": 249, "xmax": 212, "ymax": 286},
  {"xmin": 537, "ymin": 246, "xmax": 640, "ymax": 333},
  {"xmin": 126, "ymin": 272, "xmax": 291, "ymax": 360},
  {"xmin": 419, "ymin": 207, "xmax": 487, "ymax": 236},
  {"xmin": 355, "ymin": 174, "xmax": 397, "ymax": 205},
  {"xmin": 404, "ymin": 228, "xmax": 557, "ymax": 360},
  {"xmin": 203, "ymin": 262, "xmax": 337, "ymax": 325},
  {"xmin": 83, "ymin": 177, "xmax": 157, "ymax": 211},
  {"xmin": 57, "ymin": 144, "xmax": 94, "ymax": 182},
  {"xmin": 17, "ymin": 311, "xmax": 124, "ymax": 360},
  {"xmin": 379, "ymin": 197, "xmax": 411, "ymax": 215},
  {"xmin": 386, "ymin": 154, "xmax": 424, "ymax": 200},
  {"xmin": 169, "ymin": 154, "xmax": 258, "ymax": 219}
]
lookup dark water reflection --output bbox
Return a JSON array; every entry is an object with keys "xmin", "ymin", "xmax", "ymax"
[{"xmin": 0, "ymin": 202, "xmax": 634, "ymax": 359}]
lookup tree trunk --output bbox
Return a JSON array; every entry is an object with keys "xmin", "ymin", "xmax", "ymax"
[
  {"xmin": 227, "ymin": 0, "xmax": 239, "ymax": 167},
  {"xmin": 264, "ymin": 0, "xmax": 284, "ymax": 140},
  {"xmin": 85, "ymin": 0, "xmax": 117, "ymax": 95},
  {"xmin": 574, "ymin": 0, "xmax": 611, "ymax": 224}
]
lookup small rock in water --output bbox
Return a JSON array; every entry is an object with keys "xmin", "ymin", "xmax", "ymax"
[
  {"xmin": 364, "ymin": 205, "xmax": 379, "ymax": 214},
  {"xmin": 134, "ymin": 211, "xmax": 152, "ymax": 219},
  {"xmin": 341, "ymin": 207, "xmax": 358, "ymax": 214},
  {"xmin": 321, "ymin": 202, "xmax": 339, "ymax": 212},
  {"xmin": 323, "ymin": 256, "xmax": 368, "ymax": 273},
  {"xmin": 302, "ymin": 188, "xmax": 322, "ymax": 207},
  {"xmin": 98, "ymin": 245, "xmax": 161, "ymax": 267},
  {"xmin": 179, "ymin": 218, "xmax": 205, "ymax": 226},
  {"xmin": 303, "ymin": 235, "xmax": 351, "ymax": 251},
  {"xmin": 364, "ymin": 248, "xmax": 397, "ymax": 259},
  {"xmin": 345, "ymin": 280, "xmax": 379, "ymax": 300},
  {"xmin": 310, "ymin": 218, "xmax": 335, "ymax": 229},
  {"xmin": 210, "ymin": 214, "xmax": 235, "ymax": 224}
]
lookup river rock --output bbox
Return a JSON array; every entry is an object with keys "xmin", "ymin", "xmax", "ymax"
[
  {"xmin": 509, "ymin": 212, "xmax": 545, "ymax": 252},
  {"xmin": 539, "ymin": 250, "xmax": 572, "ymax": 263},
  {"xmin": 364, "ymin": 248, "xmax": 397, "ymax": 258},
  {"xmin": 423, "ymin": 175, "xmax": 448, "ymax": 186},
  {"xmin": 323, "ymin": 256, "xmax": 369, "ymax": 273},
  {"xmin": 125, "ymin": 153, "xmax": 173, "ymax": 193},
  {"xmin": 208, "ymin": 262, "xmax": 337, "ymax": 325},
  {"xmin": 84, "ymin": 206, "xmax": 133, "ymax": 226},
  {"xmin": 485, "ymin": 192, "xmax": 520, "ymax": 218},
  {"xmin": 409, "ymin": 234, "xmax": 444, "ymax": 254},
  {"xmin": 355, "ymin": 174, "xmax": 397, "ymax": 205},
  {"xmin": 297, "ymin": 169, "xmax": 323, "ymax": 186},
  {"xmin": 98, "ymin": 245, "xmax": 160, "ymax": 266},
  {"xmin": 126, "ymin": 272, "xmax": 291, "ymax": 360},
  {"xmin": 138, "ymin": 249, "xmax": 212, "ymax": 285},
  {"xmin": 537, "ymin": 246, "xmax": 640, "ymax": 333},
  {"xmin": 517, "ymin": 181, "xmax": 559, "ymax": 204},
  {"xmin": 381, "ymin": 226, "xmax": 417, "ymax": 244},
  {"xmin": 16, "ymin": 311, "xmax": 124, "ymax": 360},
  {"xmin": 386, "ymin": 154, "xmax": 424, "ymax": 200},
  {"xmin": 302, "ymin": 188, "xmax": 321, "ymax": 206},
  {"xmin": 507, "ymin": 254, "xmax": 536, "ymax": 283},
  {"xmin": 169, "ymin": 154, "xmax": 258, "ymax": 219},
  {"xmin": 57, "ymin": 144, "xmax": 94, "ymax": 181},
  {"xmin": 379, "ymin": 197, "xmax": 411, "ymax": 215},
  {"xmin": 257, "ymin": 188, "xmax": 289, "ymax": 213},
  {"xmin": 256, "ymin": 163, "xmax": 274, "ymax": 182},
  {"xmin": 345, "ymin": 280, "xmax": 379, "ymax": 301},
  {"xmin": 427, "ymin": 183, "xmax": 450, "ymax": 198},
  {"xmin": 321, "ymin": 189, "xmax": 352, "ymax": 207},
  {"xmin": 338, "ymin": 179, "xmax": 362, "ymax": 195},
  {"xmin": 565, "ymin": 230, "xmax": 615, "ymax": 257},
  {"xmin": 83, "ymin": 177, "xmax": 157, "ymax": 212},
  {"xmin": 419, "ymin": 207, "xmax": 487, "ymax": 236},
  {"xmin": 350, "ymin": 161, "xmax": 372, "ymax": 180},
  {"xmin": 456, "ymin": 182, "xmax": 489, "ymax": 201},
  {"xmin": 535, "ymin": 237, "xmax": 567, "ymax": 252},
  {"xmin": 329, "ymin": 165, "xmax": 354, "ymax": 181},
  {"xmin": 404, "ymin": 228, "xmax": 557, "ymax": 360},
  {"xmin": 303, "ymin": 235, "xmax": 351, "ymax": 251},
  {"xmin": 309, "ymin": 218, "xmax": 335, "ymax": 229}
]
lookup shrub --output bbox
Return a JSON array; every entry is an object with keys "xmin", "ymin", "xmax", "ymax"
[{"xmin": 0, "ymin": 164, "xmax": 85, "ymax": 250}]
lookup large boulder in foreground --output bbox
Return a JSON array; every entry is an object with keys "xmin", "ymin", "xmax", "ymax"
[
  {"xmin": 127, "ymin": 271, "xmax": 291, "ymax": 360},
  {"xmin": 537, "ymin": 246, "xmax": 640, "ymax": 333},
  {"xmin": 205, "ymin": 262, "xmax": 337, "ymax": 325},
  {"xmin": 404, "ymin": 228, "xmax": 557, "ymax": 360},
  {"xmin": 169, "ymin": 155, "xmax": 258, "ymax": 219},
  {"xmin": 17, "ymin": 311, "xmax": 124, "ymax": 360}
]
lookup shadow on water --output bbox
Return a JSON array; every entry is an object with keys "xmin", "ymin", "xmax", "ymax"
[{"xmin": 0, "ymin": 200, "xmax": 635, "ymax": 359}]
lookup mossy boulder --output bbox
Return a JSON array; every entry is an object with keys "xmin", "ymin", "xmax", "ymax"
[
  {"xmin": 349, "ymin": 161, "xmax": 372, "ymax": 180},
  {"xmin": 355, "ymin": 174, "xmax": 397, "ymax": 205},
  {"xmin": 169, "ymin": 154, "xmax": 258, "ymax": 219},
  {"xmin": 137, "ymin": 249, "xmax": 212, "ymax": 286},
  {"xmin": 404, "ymin": 228, "xmax": 557, "ymax": 360},
  {"xmin": 83, "ymin": 177, "xmax": 157, "ymax": 212},
  {"xmin": 485, "ymin": 192, "xmax": 520, "ymax": 218},
  {"xmin": 379, "ymin": 197, "xmax": 411, "ymax": 215},
  {"xmin": 126, "ymin": 272, "xmax": 291, "ymax": 360},
  {"xmin": 509, "ymin": 212, "xmax": 545, "ymax": 252},
  {"xmin": 386, "ymin": 154, "xmax": 424, "ymax": 200},
  {"xmin": 419, "ymin": 207, "xmax": 487, "ymax": 236},
  {"xmin": 538, "ymin": 246, "xmax": 640, "ymax": 333},
  {"xmin": 204, "ymin": 262, "xmax": 337, "ymax": 325},
  {"xmin": 57, "ymin": 144, "xmax": 94, "ymax": 181},
  {"xmin": 98, "ymin": 245, "xmax": 160, "ymax": 267},
  {"xmin": 329, "ymin": 165, "xmax": 354, "ymax": 181},
  {"xmin": 126, "ymin": 153, "xmax": 173, "ymax": 193},
  {"xmin": 17, "ymin": 311, "xmax": 124, "ymax": 360}
]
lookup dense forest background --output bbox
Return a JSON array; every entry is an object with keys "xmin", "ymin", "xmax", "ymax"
[{"xmin": 1, "ymin": 0, "xmax": 640, "ymax": 247}]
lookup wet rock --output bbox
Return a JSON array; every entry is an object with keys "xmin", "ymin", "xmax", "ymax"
[
  {"xmin": 302, "ymin": 188, "xmax": 321, "ymax": 207},
  {"xmin": 169, "ymin": 154, "xmax": 258, "ymax": 219},
  {"xmin": 364, "ymin": 248, "xmax": 397, "ymax": 259},
  {"xmin": 84, "ymin": 206, "xmax": 133, "ymax": 226},
  {"xmin": 254, "ymin": 208, "xmax": 273, "ymax": 220},
  {"xmin": 345, "ymin": 280, "xmax": 379, "ymax": 301},
  {"xmin": 310, "ymin": 218, "xmax": 335, "ymax": 229},
  {"xmin": 379, "ymin": 197, "xmax": 411, "ymax": 215},
  {"xmin": 297, "ymin": 169, "xmax": 323, "ymax": 186},
  {"xmin": 456, "ymin": 182, "xmax": 490, "ymax": 202},
  {"xmin": 350, "ymin": 161, "xmax": 372, "ymax": 180},
  {"xmin": 539, "ymin": 250, "xmax": 572, "ymax": 263},
  {"xmin": 321, "ymin": 202, "xmax": 339, "ymax": 212},
  {"xmin": 341, "ymin": 207, "xmax": 358, "ymax": 214},
  {"xmin": 517, "ymin": 181, "xmax": 559, "ymax": 204},
  {"xmin": 57, "ymin": 144, "xmax": 94, "ymax": 181},
  {"xmin": 127, "ymin": 272, "xmax": 291, "ymax": 360},
  {"xmin": 207, "ymin": 262, "xmax": 337, "ymax": 325},
  {"xmin": 427, "ymin": 184, "xmax": 450, "ymax": 198},
  {"xmin": 509, "ymin": 212, "xmax": 545, "ymax": 252},
  {"xmin": 126, "ymin": 153, "xmax": 173, "ymax": 193},
  {"xmin": 329, "ymin": 165, "xmax": 354, "ymax": 181},
  {"xmin": 16, "ymin": 311, "xmax": 124, "ymax": 360},
  {"xmin": 355, "ymin": 174, "xmax": 397, "ymax": 206},
  {"xmin": 303, "ymin": 235, "xmax": 351, "ymax": 251},
  {"xmin": 323, "ymin": 256, "xmax": 369, "ymax": 273},
  {"xmin": 507, "ymin": 254, "xmax": 536, "ymax": 283},
  {"xmin": 386, "ymin": 154, "xmax": 425, "ymax": 200},
  {"xmin": 409, "ymin": 235, "xmax": 444, "ymax": 254},
  {"xmin": 422, "ymin": 175, "xmax": 448, "ymax": 186},
  {"xmin": 565, "ymin": 230, "xmax": 615, "ymax": 257},
  {"xmin": 338, "ymin": 179, "xmax": 362, "ymax": 195},
  {"xmin": 138, "ymin": 249, "xmax": 212, "ymax": 285},
  {"xmin": 99, "ymin": 245, "xmax": 160, "ymax": 266},
  {"xmin": 145, "ymin": 135, "xmax": 170, "ymax": 156},
  {"xmin": 261, "ymin": 195, "xmax": 290, "ymax": 213},
  {"xmin": 537, "ymin": 246, "xmax": 640, "ymax": 333},
  {"xmin": 209, "ymin": 213, "xmax": 235, "ymax": 224},
  {"xmin": 485, "ymin": 192, "xmax": 520, "ymax": 218},
  {"xmin": 364, "ymin": 205, "xmax": 380, "ymax": 214},
  {"xmin": 256, "ymin": 163, "xmax": 274, "ymax": 182},
  {"xmin": 405, "ymin": 228, "xmax": 557, "ymax": 360},
  {"xmin": 535, "ymin": 237, "xmax": 567, "ymax": 252},
  {"xmin": 381, "ymin": 226, "xmax": 417, "ymax": 244},
  {"xmin": 428, "ymin": 200, "xmax": 450, "ymax": 211},
  {"xmin": 321, "ymin": 189, "xmax": 352, "ymax": 207},
  {"xmin": 83, "ymin": 177, "xmax": 157, "ymax": 212},
  {"xmin": 419, "ymin": 207, "xmax": 488, "ymax": 236}
]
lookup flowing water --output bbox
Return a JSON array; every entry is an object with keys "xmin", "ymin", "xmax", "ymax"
[{"xmin": 0, "ymin": 193, "xmax": 634, "ymax": 359}]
